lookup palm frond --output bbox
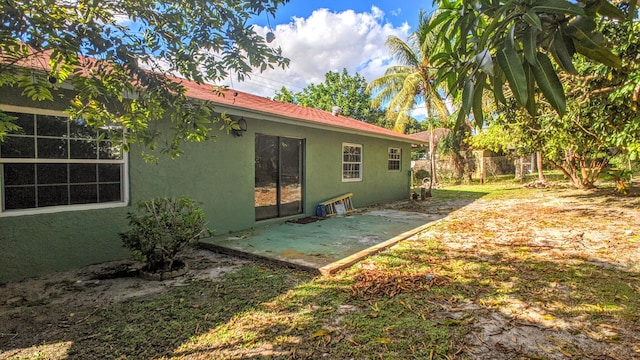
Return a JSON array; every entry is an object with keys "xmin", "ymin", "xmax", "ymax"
[{"xmin": 385, "ymin": 36, "xmax": 419, "ymax": 67}]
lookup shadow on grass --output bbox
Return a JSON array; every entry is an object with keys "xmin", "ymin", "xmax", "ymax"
[
  {"xmin": 165, "ymin": 240, "xmax": 640, "ymax": 359},
  {"xmin": 0, "ymin": 264, "xmax": 314, "ymax": 359},
  {"xmin": 2, "ymin": 240, "xmax": 638, "ymax": 359}
]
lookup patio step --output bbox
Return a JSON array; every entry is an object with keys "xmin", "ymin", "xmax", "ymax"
[{"xmin": 318, "ymin": 193, "xmax": 355, "ymax": 217}]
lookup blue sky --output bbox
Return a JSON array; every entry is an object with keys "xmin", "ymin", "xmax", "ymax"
[
  {"xmin": 230, "ymin": 1, "xmax": 435, "ymax": 118},
  {"xmin": 254, "ymin": 1, "xmax": 432, "ymax": 29}
]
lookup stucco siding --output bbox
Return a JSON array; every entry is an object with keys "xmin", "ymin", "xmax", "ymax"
[{"xmin": 1, "ymin": 94, "xmax": 414, "ymax": 282}]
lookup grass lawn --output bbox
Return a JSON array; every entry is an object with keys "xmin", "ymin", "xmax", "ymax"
[{"xmin": 1, "ymin": 181, "xmax": 639, "ymax": 359}]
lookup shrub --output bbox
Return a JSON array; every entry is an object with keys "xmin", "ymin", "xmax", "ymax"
[{"xmin": 120, "ymin": 197, "xmax": 211, "ymax": 272}]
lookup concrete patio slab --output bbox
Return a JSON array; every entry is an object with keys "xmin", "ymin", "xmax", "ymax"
[{"xmin": 200, "ymin": 209, "xmax": 444, "ymax": 275}]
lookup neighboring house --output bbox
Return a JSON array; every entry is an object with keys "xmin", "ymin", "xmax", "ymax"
[{"xmin": 0, "ymin": 78, "xmax": 426, "ymax": 282}]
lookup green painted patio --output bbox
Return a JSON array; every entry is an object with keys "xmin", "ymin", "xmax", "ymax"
[{"xmin": 200, "ymin": 209, "xmax": 444, "ymax": 275}]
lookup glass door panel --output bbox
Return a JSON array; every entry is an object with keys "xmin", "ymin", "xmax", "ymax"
[
  {"xmin": 255, "ymin": 134, "xmax": 303, "ymax": 220},
  {"xmin": 279, "ymin": 137, "xmax": 302, "ymax": 217},
  {"xmin": 255, "ymin": 134, "xmax": 279, "ymax": 220}
]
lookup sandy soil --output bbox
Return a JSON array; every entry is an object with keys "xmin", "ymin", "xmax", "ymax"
[{"xmin": 390, "ymin": 184, "xmax": 640, "ymax": 359}]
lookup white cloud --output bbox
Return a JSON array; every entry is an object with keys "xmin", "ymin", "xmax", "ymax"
[{"xmin": 225, "ymin": 6, "xmax": 411, "ymax": 99}]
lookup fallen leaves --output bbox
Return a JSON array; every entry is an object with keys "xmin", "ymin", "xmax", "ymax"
[{"xmin": 351, "ymin": 269, "xmax": 450, "ymax": 300}]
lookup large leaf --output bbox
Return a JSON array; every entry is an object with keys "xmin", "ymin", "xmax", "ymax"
[
  {"xmin": 573, "ymin": 41, "xmax": 622, "ymax": 68},
  {"xmin": 566, "ymin": 16, "xmax": 601, "ymax": 48},
  {"xmin": 473, "ymin": 73, "xmax": 486, "ymax": 128},
  {"xmin": 530, "ymin": 0, "xmax": 585, "ymax": 15},
  {"xmin": 523, "ymin": 10, "xmax": 542, "ymax": 30},
  {"xmin": 462, "ymin": 77, "xmax": 474, "ymax": 116},
  {"xmin": 492, "ymin": 66, "xmax": 508, "ymax": 105},
  {"xmin": 496, "ymin": 32, "xmax": 528, "ymax": 107},
  {"xmin": 523, "ymin": 26, "xmax": 538, "ymax": 65},
  {"xmin": 524, "ymin": 62, "xmax": 537, "ymax": 116},
  {"xmin": 533, "ymin": 52, "xmax": 566, "ymax": 116},
  {"xmin": 550, "ymin": 30, "xmax": 577, "ymax": 74},
  {"xmin": 596, "ymin": 0, "xmax": 625, "ymax": 19}
]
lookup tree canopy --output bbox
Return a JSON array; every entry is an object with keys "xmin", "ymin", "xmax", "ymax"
[
  {"xmin": 274, "ymin": 68, "xmax": 385, "ymax": 124},
  {"xmin": 367, "ymin": 10, "xmax": 450, "ymax": 134},
  {"xmin": 469, "ymin": 17, "xmax": 640, "ymax": 189},
  {"xmin": 0, "ymin": 0, "xmax": 290, "ymax": 157},
  {"xmin": 429, "ymin": 0, "xmax": 637, "ymax": 125}
]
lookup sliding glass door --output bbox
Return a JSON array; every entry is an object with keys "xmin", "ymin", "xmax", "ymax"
[{"xmin": 254, "ymin": 134, "xmax": 303, "ymax": 221}]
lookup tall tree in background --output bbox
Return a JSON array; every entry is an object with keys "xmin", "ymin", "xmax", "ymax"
[
  {"xmin": 0, "ymin": 0, "xmax": 290, "ymax": 157},
  {"xmin": 368, "ymin": 10, "xmax": 450, "ymax": 185},
  {"xmin": 367, "ymin": 10, "xmax": 449, "ymax": 134},
  {"xmin": 274, "ymin": 68, "xmax": 385, "ymax": 124}
]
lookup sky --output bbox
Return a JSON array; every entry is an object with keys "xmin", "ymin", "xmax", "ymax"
[{"xmin": 225, "ymin": 1, "xmax": 435, "ymax": 116}]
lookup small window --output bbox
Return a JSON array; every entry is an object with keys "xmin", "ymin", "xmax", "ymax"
[
  {"xmin": 342, "ymin": 143, "xmax": 362, "ymax": 181},
  {"xmin": 388, "ymin": 147, "xmax": 401, "ymax": 171},
  {"xmin": 0, "ymin": 107, "xmax": 127, "ymax": 214}
]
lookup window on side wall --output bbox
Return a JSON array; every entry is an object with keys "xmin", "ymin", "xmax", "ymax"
[
  {"xmin": 342, "ymin": 143, "xmax": 362, "ymax": 182},
  {"xmin": 388, "ymin": 147, "xmax": 401, "ymax": 171},
  {"xmin": 0, "ymin": 107, "xmax": 128, "ymax": 215}
]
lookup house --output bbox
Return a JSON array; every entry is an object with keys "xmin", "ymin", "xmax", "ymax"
[{"xmin": 0, "ymin": 76, "xmax": 426, "ymax": 282}]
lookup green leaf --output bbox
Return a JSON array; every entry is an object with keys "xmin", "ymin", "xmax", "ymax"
[
  {"xmin": 573, "ymin": 42, "xmax": 621, "ymax": 68},
  {"xmin": 565, "ymin": 16, "xmax": 600, "ymax": 47},
  {"xmin": 524, "ymin": 62, "xmax": 536, "ymax": 116},
  {"xmin": 492, "ymin": 66, "xmax": 508, "ymax": 105},
  {"xmin": 496, "ymin": 33, "xmax": 528, "ymax": 107},
  {"xmin": 473, "ymin": 73, "xmax": 486, "ymax": 128},
  {"xmin": 523, "ymin": 10, "xmax": 542, "ymax": 30},
  {"xmin": 596, "ymin": 0, "xmax": 625, "ymax": 19},
  {"xmin": 462, "ymin": 78, "xmax": 474, "ymax": 116},
  {"xmin": 533, "ymin": 52, "xmax": 566, "ymax": 116},
  {"xmin": 523, "ymin": 26, "xmax": 538, "ymax": 65},
  {"xmin": 550, "ymin": 30, "xmax": 577, "ymax": 74},
  {"xmin": 530, "ymin": 0, "xmax": 585, "ymax": 15}
]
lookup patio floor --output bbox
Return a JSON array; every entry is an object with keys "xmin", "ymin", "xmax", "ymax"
[{"xmin": 200, "ymin": 209, "xmax": 445, "ymax": 275}]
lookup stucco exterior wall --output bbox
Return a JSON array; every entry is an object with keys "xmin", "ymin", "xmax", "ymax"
[{"xmin": 1, "ymin": 91, "xmax": 413, "ymax": 282}]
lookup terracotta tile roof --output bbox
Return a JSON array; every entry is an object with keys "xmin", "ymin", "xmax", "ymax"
[
  {"xmin": 408, "ymin": 128, "xmax": 451, "ymax": 144},
  {"xmin": 180, "ymin": 80, "xmax": 425, "ymax": 144},
  {"xmin": 4, "ymin": 49, "xmax": 424, "ymax": 144}
]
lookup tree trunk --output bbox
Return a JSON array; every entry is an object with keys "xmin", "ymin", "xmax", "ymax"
[
  {"xmin": 429, "ymin": 127, "xmax": 437, "ymax": 186},
  {"xmin": 537, "ymin": 152, "xmax": 546, "ymax": 182}
]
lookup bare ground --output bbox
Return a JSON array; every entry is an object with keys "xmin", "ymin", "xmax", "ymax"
[
  {"xmin": 389, "ymin": 184, "xmax": 640, "ymax": 359},
  {"xmin": 1, "ymin": 183, "xmax": 639, "ymax": 359}
]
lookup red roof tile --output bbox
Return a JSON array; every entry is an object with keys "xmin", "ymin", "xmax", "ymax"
[
  {"xmin": 4, "ymin": 49, "xmax": 424, "ymax": 144},
  {"xmin": 180, "ymin": 80, "xmax": 425, "ymax": 144},
  {"xmin": 409, "ymin": 128, "xmax": 451, "ymax": 144}
]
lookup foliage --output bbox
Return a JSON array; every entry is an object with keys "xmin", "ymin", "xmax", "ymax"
[
  {"xmin": 608, "ymin": 168, "xmax": 633, "ymax": 194},
  {"xmin": 274, "ymin": 68, "xmax": 385, "ymax": 124},
  {"xmin": 466, "ymin": 17, "xmax": 640, "ymax": 189},
  {"xmin": 367, "ymin": 10, "xmax": 450, "ymax": 134},
  {"xmin": 0, "ymin": 0, "xmax": 290, "ymax": 157},
  {"xmin": 429, "ymin": 0, "xmax": 635, "ymax": 125},
  {"xmin": 120, "ymin": 197, "xmax": 210, "ymax": 272}
]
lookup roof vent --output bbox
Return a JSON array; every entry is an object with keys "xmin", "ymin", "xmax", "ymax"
[{"xmin": 331, "ymin": 106, "xmax": 341, "ymax": 116}]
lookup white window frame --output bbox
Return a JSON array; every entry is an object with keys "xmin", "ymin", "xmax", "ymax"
[
  {"xmin": 388, "ymin": 147, "xmax": 401, "ymax": 172},
  {"xmin": 342, "ymin": 142, "xmax": 362, "ymax": 182},
  {"xmin": 0, "ymin": 105, "xmax": 129, "ymax": 217}
]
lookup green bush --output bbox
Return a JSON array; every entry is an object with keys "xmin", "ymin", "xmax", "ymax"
[
  {"xmin": 120, "ymin": 197, "xmax": 211, "ymax": 272},
  {"xmin": 413, "ymin": 169, "xmax": 431, "ymax": 186}
]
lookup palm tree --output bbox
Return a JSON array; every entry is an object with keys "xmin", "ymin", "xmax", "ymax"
[{"xmin": 367, "ymin": 10, "xmax": 449, "ymax": 186}]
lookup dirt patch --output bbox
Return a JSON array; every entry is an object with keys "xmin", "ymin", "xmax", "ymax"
[
  {"xmin": 0, "ymin": 249, "xmax": 248, "ymax": 311},
  {"xmin": 392, "ymin": 184, "xmax": 640, "ymax": 359},
  {"xmin": 0, "ymin": 248, "xmax": 249, "ymax": 358}
]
